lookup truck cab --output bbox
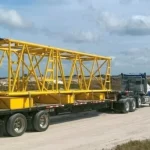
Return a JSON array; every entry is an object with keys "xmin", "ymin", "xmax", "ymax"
[{"xmin": 120, "ymin": 73, "xmax": 150, "ymax": 107}]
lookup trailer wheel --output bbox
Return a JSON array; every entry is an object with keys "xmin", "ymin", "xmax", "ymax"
[
  {"xmin": 122, "ymin": 100, "xmax": 130, "ymax": 113},
  {"xmin": 7, "ymin": 113, "xmax": 27, "ymax": 137},
  {"xmin": 129, "ymin": 98, "xmax": 136, "ymax": 112},
  {"xmin": 136, "ymin": 97, "xmax": 142, "ymax": 108},
  {"xmin": 33, "ymin": 110, "xmax": 49, "ymax": 132}
]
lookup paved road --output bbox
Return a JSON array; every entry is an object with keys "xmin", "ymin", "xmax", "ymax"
[{"xmin": 1, "ymin": 106, "xmax": 150, "ymax": 150}]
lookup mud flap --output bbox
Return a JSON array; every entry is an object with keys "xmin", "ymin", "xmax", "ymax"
[
  {"xmin": 113, "ymin": 101, "xmax": 124, "ymax": 111},
  {"xmin": 26, "ymin": 116, "xmax": 34, "ymax": 131},
  {"xmin": 113, "ymin": 98, "xmax": 129, "ymax": 112}
]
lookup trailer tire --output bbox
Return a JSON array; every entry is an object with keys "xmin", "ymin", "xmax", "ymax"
[
  {"xmin": 7, "ymin": 113, "xmax": 27, "ymax": 137},
  {"xmin": 122, "ymin": 100, "xmax": 130, "ymax": 113},
  {"xmin": 136, "ymin": 97, "xmax": 142, "ymax": 108},
  {"xmin": 33, "ymin": 110, "xmax": 49, "ymax": 132},
  {"xmin": 129, "ymin": 98, "xmax": 136, "ymax": 112}
]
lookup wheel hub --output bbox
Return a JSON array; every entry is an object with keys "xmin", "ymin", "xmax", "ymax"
[
  {"xmin": 138, "ymin": 98, "xmax": 141, "ymax": 106},
  {"xmin": 39, "ymin": 114, "xmax": 49, "ymax": 129},
  {"xmin": 14, "ymin": 117, "xmax": 25, "ymax": 133},
  {"xmin": 132, "ymin": 100, "xmax": 136, "ymax": 110},
  {"xmin": 125, "ymin": 102, "xmax": 129, "ymax": 112}
]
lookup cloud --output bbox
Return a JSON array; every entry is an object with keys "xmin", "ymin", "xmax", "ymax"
[
  {"xmin": 120, "ymin": 48, "xmax": 149, "ymax": 56},
  {"xmin": 0, "ymin": 8, "xmax": 33, "ymax": 31},
  {"xmin": 110, "ymin": 56, "xmax": 116, "ymax": 61},
  {"xmin": 120, "ymin": 0, "xmax": 149, "ymax": 4},
  {"xmin": 120, "ymin": 48, "xmax": 150, "ymax": 65},
  {"xmin": 41, "ymin": 27, "xmax": 62, "ymax": 38},
  {"xmin": 113, "ymin": 48, "xmax": 150, "ymax": 69},
  {"xmin": 37, "ymin": 0, "xmax": 89, "ymax": 6},
  {"xmin": 120, "ymin": 0, "xmax": 133, "ymax": 4},
  {"xmin": 0, "ymin": 8, "xmax": 65, "ymax": 36},
  {"xmin": 0, "ymin": 7, "xmax": 99, "ymax": 44},
  {"xmin": 97, "ymin": 12, "xmax": 150, "ymax": 36},
  {"xmin": 63, "ymin": 31, "xmax": 100, "ymax": 44},
  {"xmin": 37, "ymin": 0, "xmax": 70, "ymax": 6},
  {"xmin": 40, "ymin": 28, "xmax": 100, "ymax": 44}
]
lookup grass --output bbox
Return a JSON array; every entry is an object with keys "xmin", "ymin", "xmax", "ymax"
[{"xmin": 113, "ymin": 139, "xmax": 150, "ymax": 150}]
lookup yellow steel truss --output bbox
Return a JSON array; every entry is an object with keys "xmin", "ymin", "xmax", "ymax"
[{"xmin": 0, "ymin": 38, "xmax": 112, "ymax": 96}]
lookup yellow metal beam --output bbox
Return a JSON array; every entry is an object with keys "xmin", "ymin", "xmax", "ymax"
[
  {"xmin": 1, "ymin": 38, "xmax": 111, "ymax": 60},
  {"xmin": 0, "ymin": 37, "xmax": 112, "ymax": 98},
  {"xmin": 0, "ymin": 90, "xmax": 112, "ymax": 96}
]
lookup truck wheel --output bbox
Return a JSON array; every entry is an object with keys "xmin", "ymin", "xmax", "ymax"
[
  {"xmin": 129, "ymin": 98, "xmax": 136, "ymax": 112},
  {"xmin": 136, "ymin": 97, "xmax": 142, "ymax": 108},
  {"xmin": 7, "ymin": 113, "xmax": 27, "ymax": 137},
  {"xmin": 122, "ymin": 100, "xmax": 130, "ymax": 113},
  {"xmin": 33, "ymin": 110, "xmax": 49, "ymax": 132}
]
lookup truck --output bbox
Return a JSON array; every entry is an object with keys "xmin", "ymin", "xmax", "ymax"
[
  {"xmin": 119, "ymin": 73, "xmax": 150, "ymax": 107},
  {"xmin": 0, "ymin": 38, "xmax": 149, "ymax": 137}
]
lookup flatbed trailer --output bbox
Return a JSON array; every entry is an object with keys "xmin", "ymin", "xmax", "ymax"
[
  {"xmin": 0, "ymin": 38, "xmax": 148, "ymax": 137},
  {"xmin": 0, "ymin": 99, "xmax": 117, "ymax": 136}
]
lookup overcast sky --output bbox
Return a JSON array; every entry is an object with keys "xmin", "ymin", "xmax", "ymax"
[{"xmin": 0, "ymin": 0, "xmax": 150, "ymax": 75}]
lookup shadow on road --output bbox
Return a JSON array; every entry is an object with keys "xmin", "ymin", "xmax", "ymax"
[{"xmin": 49, "ymin": 109, "xmax": 115, "ymax": 125}]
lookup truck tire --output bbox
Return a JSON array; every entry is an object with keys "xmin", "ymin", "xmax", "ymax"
[
  {"xmin": 7, "ymin": 113, "xmax": 27, "ymax": 137},
  {"xmin": 136, "ymin": 97, "xmax": 142, "ymax": 108},
  {"xmin": 129, "ymin": 98, "xmax": 136, "ymax": 112},
  {"xmin": 122, "ymin": 100, "xmax": 130, "ymax": 113},
  {"xmin": 33, "ymin": 110, "xmax": 49, "ymax": 132}
]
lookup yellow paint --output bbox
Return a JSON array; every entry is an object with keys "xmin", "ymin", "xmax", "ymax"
[
  {"xmin": 0, "ymin": 38, "xmax": 112, "ymax": 109},
  {"xmin": 75, "ymin": 93, "xmax": 90, "ymax": 100},
  {"xmin": 0, "ymin": 97, "xmax": 33, "ymax": 109},
  {"xmin": 35, "ymin": 94, "xmax": 75, "ymax": 104},
  {"xmin": 75, "ymin": 93, "xmax": 105, "ymax": 101}
]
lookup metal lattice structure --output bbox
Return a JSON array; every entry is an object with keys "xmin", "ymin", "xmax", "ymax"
[{"xmin": 0, "ymin": 38, "xmax": 112, "ymax": 97}]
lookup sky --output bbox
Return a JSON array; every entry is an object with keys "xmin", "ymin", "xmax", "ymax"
[{"xmin": 0, "ymin": 0, "xmax": 150, "ymax": 75}]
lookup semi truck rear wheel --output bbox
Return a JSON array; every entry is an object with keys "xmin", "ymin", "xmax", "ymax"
[
  {"xmin": 136, "ymin": 97, "xmax": 142, "ymax": 108},
  {"xmin": 129, "ymin": 98, "xmax": 136, "ymax": 112},
  {"xmin": 122, "ymin": 100, "xmax": 130, "ymax": 113},
  {"xmin": 7, "ymin": 113, "xmax": 27, "ymax": 137},
  {"xmin": 33, "ymin": 110, "xmax": 49, "ymax": 132}
]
